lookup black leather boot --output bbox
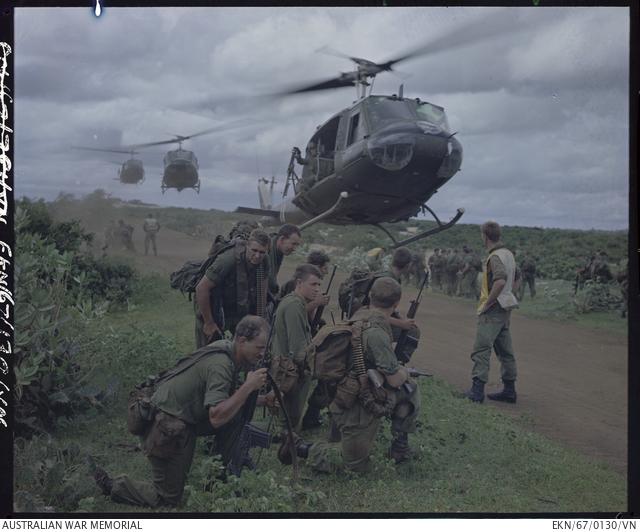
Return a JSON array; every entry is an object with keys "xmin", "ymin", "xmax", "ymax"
[
  {"xmin": 389, "ymin": 432, "xmax": 413, "ymax": 464},
  {"xmin": 487, "ymin": 380, "xmax": 517, "ymax": 403},
  {"xmin": 277, "ymin": 432, "xmax": 311, "ymax": 465},
  {"xmin": 464, "ymin": 378, "xmax": 485, "ymax": 403}
]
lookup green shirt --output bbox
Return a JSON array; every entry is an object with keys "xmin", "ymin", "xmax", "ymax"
[
  {"xmin": 272, "ymin": 292, "xmax": 311, "ymax": 363},
  {"xmin": 351, "ymin": 307, "xmax": 399, "ymax": 376},
  {"xmin": 152, "ymin": 340, "xmax": 240, "ymax": 426}
]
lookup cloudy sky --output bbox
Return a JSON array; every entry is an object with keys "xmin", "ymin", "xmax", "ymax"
[{"xmin": 14, "ymin": 6, "xmax": 630, "ymax": 230}]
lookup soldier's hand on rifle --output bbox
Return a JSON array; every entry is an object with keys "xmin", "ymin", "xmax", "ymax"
[
  {"xmin": 311, "ymin": 293, "xmax": 330, "ymax": 308},
  {"xmin": 203, "ymin": 321, "xmax": 221, "ymax": 340},
  {"xmin": 245, "ymin": 367, "xmax": 268, "ymax": 392},
  {"xmin": 258, "ymin": 390, "xmax": 280, "ymax": 413},
  {"xmin": 398, "ymin": 317, "xmax": 416, "ymax": 330}
]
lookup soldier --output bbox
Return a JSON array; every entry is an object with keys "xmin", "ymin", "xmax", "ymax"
[
  {"xmin": 592, "ymin": 251, "xmax": 613, "ymax": 284},
  {"xmin": 143, "ymin": 212, "xmax": 161, "ymax": 256},
  {"xmin": 519, "ymin": 252, "xmax": 537, "ymax": 299},
  {"xmin": 366, "ymin": 247, "xmax": 385, "ymax": 272},
  {"xmin": 279, "ymin": 249, "xmax": 331, "ymax": 299},
  {"xmin": 294, "ymin": 142, "xmax": 319, "ymax": 191},
  {"xmin": 116, "ymin": 219, "xmax": 135, "ymax": 252},
  {"xmin": 464, "ymin": 221, "xmax": 519, "ymax": 404},
  {"xmin": 271, "ymin": 264, "xmax": 323, "ymax": 433},
  {"xmin": 444, "ymin": 248, "xmax": 461, "ymax": 296},
  {"xmin": 90, "ymin": 316, "xmax": 272, "ymax": 508},
  {"xmin": 616, "ymin": 259, "xmax": 628, "ymax": 318},
  {"xmin": 459, "ymin": 246, "xmax": 476, "ymax": 298},
  {"xmin": 266, "ymin": 224, "xmax": 303, "ymax": 296},
  {"xmin": 194, "ymin": 229, "xmax": 270, "ymax": 348},
  {"xmin": 427, "ymin": 248, "xmax": 440, "ymax": 291},
  {"xmin": 277, "ymin": 277, "xmax": 421, "ymax": 471},
  {"xmin": 102, "ymin": 220, "xmax": 117, "ymax": 255}
]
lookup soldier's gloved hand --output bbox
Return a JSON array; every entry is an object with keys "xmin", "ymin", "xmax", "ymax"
[{"xmin": 245, "ymin": 367, "xmax": 268, "ymax": 392}]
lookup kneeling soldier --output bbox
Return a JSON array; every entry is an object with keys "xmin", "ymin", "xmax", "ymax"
[
  {"xmin": 279, "ymin": 277, "xmax": 421, "ymax": 472},
  {"xmin": 91, "ymin": 316, "xmax": 271, "ymax": 508}
]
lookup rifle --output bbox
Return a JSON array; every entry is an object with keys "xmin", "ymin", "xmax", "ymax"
[
  {"xmin": 226, "ymin": 317, "xmax": 276, "ymax": 477},
  {"xmin": 311, "ymin": 264, "xmax": 337, "ymax": 334},
  {"xmin": 394, "ymin": 270, "xmax": 429, "ymax": 364}
]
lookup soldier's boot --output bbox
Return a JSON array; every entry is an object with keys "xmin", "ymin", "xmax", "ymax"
[
  {"xmin": 464, "ymin": 378, "xmax": 485, "ymax": 403},
  {"xmin": 301, "ymin": 405, "xmax": 323, "ymax": 430},
  {"xmin": 86, "ymin": 455, "xmax": 113, "ymax": 496},
  {"xmin": 487, "ymin": 380, "xmax": 517, "ymax": 403},
  {"xmin": 327, "ymin": 418, "xmax": 342, "ymax": 443},
  {"xmin": 388, "ymin": 432, "xmax": 414, "ymax": 464},
  {"xmin": 277, "ymin": 431, "xmax": 312, "ymax": 465}
]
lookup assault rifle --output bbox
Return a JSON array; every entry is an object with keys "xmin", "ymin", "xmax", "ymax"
[
  {"xmin": 394, "ymin": 270, "xmax": 429, "ymax": 363},
  {"xmin": 311, "ymin": 265, "xmax": 337, "ymax": 335},
  {"xmin": 367, "ymin": 366, "xmax": 431, "ymax": 396}
]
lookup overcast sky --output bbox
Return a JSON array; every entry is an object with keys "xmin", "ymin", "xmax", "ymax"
[{"xmin": 14, "ymin": 6, "xmax": 630, "ymax": 230}]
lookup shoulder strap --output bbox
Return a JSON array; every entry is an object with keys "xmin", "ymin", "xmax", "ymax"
[{"xmin": 153, "ymin": 345, "xmax": 233, "ymax": 387}]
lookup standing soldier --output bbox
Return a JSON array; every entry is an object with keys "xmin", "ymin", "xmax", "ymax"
[
  {"xmin": 143, "ymin": 212, "xmax": 161, "ymax": 256},
  {"xmin": 194, "ymin": 229, "xmax": 270, "ymax": 348},
  {"xmin": 459, "ymin": 246, "xmax": 476, "ymax": 298},
  {"xmin": 271, "ymin": 264, "xmax": 323, "ymax": 433},
  {"xmin": 464, "ymin": 221, "xmax": 519, "ymax": 404},
  {"xmin": 428, "ymin": 248, "xmax": 440, "ymax": 291},
  {"xmin": 266, "ymin": 224, "xmax": 303, "ymax": 296},
  {"xmin": 445, "ymin": 249, "xmax": 461, "ymax": 296},
  {"xmin": 117, "ymin": 219, "xmax": 135, "ymax": 252},
  {"xmin": 277, "ymin": 277, "xmax": 421, "ymax": 471},
  {"xmin": 519, "ymin": 252, "xmax": 537, "ymax": 299},
  {"xmin": 91, "ymin": 316, "xmax": 272, "ymax": 508},
  {"xmin": 592, "ymin": 251, "xmax": 613, "ymax": 284}
]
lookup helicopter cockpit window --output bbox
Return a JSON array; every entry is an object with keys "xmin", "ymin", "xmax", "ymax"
[
  {"xmin": 415, "ymin": 102, "xmax": 449, "ymax": 131},
  {"xmin": 366, "ymin": 96, "xmax": 415, "ymax": 128},
  {"xmin": 347, "ymin": 112, "xmax": 366, "ymax": 146}
]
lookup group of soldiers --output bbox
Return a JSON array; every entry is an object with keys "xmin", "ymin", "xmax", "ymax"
[
  {"xmin": 92, "ymin": 222, "xmax": 422, "ymax": 508},
  {"xmin": 103, "ymin": 214, "xmax": 161, "ymax": 256}
]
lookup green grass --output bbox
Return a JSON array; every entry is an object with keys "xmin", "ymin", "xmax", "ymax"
[{"xmin": 13, "ymin": 275, "xmax": 626, "ymax": 513}]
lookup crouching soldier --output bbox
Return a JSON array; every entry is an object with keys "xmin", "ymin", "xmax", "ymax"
[
  {"xmin": 91, "ymin": 316, "xmax": 272, "ymax": 508},
  {"xmin": 278, "ymin": 277, "xmax": 421, "ymax": 472}
]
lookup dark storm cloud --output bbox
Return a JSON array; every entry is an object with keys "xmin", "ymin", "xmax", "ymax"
[{"xmin": 13, "ymin": 6, "xmax": 629, "ymax": 230}]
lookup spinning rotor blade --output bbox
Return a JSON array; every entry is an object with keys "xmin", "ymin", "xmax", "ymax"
[
  {"xmin": 276, "ymin": 73, "xmax": 357, "ymax": 96},
  {"xmin": 129, "ymin": 118, "xmax": 253, "ymax": 149},
  {"xmin": 72, "ymin": 145, "xmax": 139, "ymax": 155}
]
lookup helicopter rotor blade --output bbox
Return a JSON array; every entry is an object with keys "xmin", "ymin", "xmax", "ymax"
[
  {"xmin": 71, "ymin": 145, "xmax": 139, "ymax": 155},
  {"xmin": 276, "ymin": 73, "xmax": 357, "ymax": 96},
  {"xmin": 315, "ymin": 45, "xmax": 363, "ymax": 64},
  {"xmin": 377, "ymin": 10, "xmax": 523, "ymax": 70}
]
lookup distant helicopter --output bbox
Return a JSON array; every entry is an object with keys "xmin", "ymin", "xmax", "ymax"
[
  {"xmin": 129, "ymin": 121, "xmax": 252, "ymax": 193},
  {"xmin": 236, "ymin": 44, "xmax": 466, "ymax": 248},
  {"xmin": 72, "ymin": 146, "xmax": 145, "ymax": 185}
]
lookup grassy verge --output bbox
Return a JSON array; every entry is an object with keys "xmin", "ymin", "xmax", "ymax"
[{"xmin": 14, "ymin": 274, "xmax": 626, "ymax": 513}]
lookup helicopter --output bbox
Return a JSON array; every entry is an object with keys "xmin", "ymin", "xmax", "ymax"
[
  {"xmin": 72, "ymin": 146, "xmax": 145, "ymax": 185},
  {"xmin": 236, "ymin": 45, "xmax": 465, "ymax": 248},
  {"xmin": 128, "ymin": 120, "xmax": 253, "ymax": 193}
]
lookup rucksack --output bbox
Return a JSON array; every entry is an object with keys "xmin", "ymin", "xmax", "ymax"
[
  {"xmin": 169, "ymin": 240, "xmax": 235, "ymax": 300},
  {"xmin": 303, "ymin": 320, "xmax": 366, "ymax": 383},
  {"xmin": 338, "ymin": 269, "xmax": 381, "ymax": 317}
]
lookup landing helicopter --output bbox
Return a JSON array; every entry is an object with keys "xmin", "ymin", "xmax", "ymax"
[
  {"xmin": 236, "ymin": 43, "xmax": 465, "ymax": 248},
  {"xmin": 120, "ymin": 119, "xmax": 252, "ymax": 193},
  {"xmin": 72, "ymin": 146, "xmax": 145, "ymax": 185}
]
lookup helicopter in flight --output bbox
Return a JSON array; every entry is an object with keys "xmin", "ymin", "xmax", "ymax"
[
  {"xmin": 72, "ymin": 146, "xmax": 145, "ymax": 185},
  {"xmin": 236, "ymin": 44, "xmax": 465, "ymax": 247}
]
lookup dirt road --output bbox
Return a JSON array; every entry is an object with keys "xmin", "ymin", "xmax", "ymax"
[{"xmin": 115, "ymin": 222, "xmax": 628, "ymax": 476}]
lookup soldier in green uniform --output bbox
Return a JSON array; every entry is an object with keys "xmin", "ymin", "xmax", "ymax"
[
  {"xmin": 519, "ymin": 252, "xmax": 537, "ymax": 299},
  {"xmin": 143, "ymin": 213, "xmax": 161, "ymax": 256},
  {"xmin": 266, "ymin": 224, "xmax": 303, "ymax": 296},
  {"xmin": 279, "ymin": 249, "xmax": 331, "ymax": 299},
  {"xmin": 271, "ymin": 264, "xmax": 323, "ymax": 433},
  {"xmin": 444, "ymin": 249, "xmax": 461, "ymax": 296},
  {"xmin": 278, "ymin": 277, "xmax": 421, "ymax": 471},
  {"xmin": 91, "ymin": 316, "xmax": 272, "ymax": 508},
  {"xmin": 427, "ymin": 248, "xmax": 440, "ymax": 291},
  {"xmin": 459, "ymin": 246, "xmax": 476, "ymax": 298},
  {"xmin": 194, "ymin": 230, "xmax": 271, "ymax": 348},
  {"xmin": 464, "ymin": 221, "xmax": 519, "ymax": 404}
]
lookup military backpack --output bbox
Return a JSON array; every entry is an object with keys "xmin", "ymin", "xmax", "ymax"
[{"xmin": 338, "ymin": 269, "xmax": 384, "ymax": 318}]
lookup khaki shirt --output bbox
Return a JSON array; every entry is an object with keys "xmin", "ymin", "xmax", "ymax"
[
  {"xmin": 272, "ymin": 292, "xmax": 311, "ymax": 363},
  {"xmin": 151, "ymin": 340, "xmax": 239, "ymax": 426}
]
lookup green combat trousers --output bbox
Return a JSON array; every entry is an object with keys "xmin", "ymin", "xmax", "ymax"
[
  {"xmin": 278, "ymin": 374, "xmax": 314, "ymax": 434},
  {"xmin": 308, "ymin": 381, "xmax": 421, "ymax": 473},
  {"xmin": 470, "ymin": 307, "xmax": 517, "ymax": 384}
]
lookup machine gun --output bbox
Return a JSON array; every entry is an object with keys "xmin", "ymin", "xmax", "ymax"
[
  {"xmin": 311, "ymin": 264, "xmax": 337, "ymax": 335},
  {"xmin": 394, "ymin": 270, "xmax": 429, "ymax": 363},
  {"xmin": 227, "ymin": 423, "xmax": 274, "ymax": 477}
]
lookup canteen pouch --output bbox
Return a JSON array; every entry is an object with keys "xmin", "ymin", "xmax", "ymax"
[
  {"xmin": 127, "ymin": 385, "xmax": 157, "ymax": 436},
  {"xmin": 333, "ymin": 374, "xmax": 360, "ymax": 410},
  {"xmin": 143, "ymin": 411, "xmax": 189, "ymax": 459},
  {"xmin": 270, "ymin": 354, "xmax": 299, "ymax": 394}
]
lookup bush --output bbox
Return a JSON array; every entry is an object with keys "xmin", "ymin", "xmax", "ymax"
[{"xmin": 574, "ymin": 281, "xmax": 621, "ymax": 314}]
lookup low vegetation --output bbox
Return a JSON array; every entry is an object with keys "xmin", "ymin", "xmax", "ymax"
[{"xmin": 13, "ymin": 192, "xmax": 627, "ymax": 513}]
